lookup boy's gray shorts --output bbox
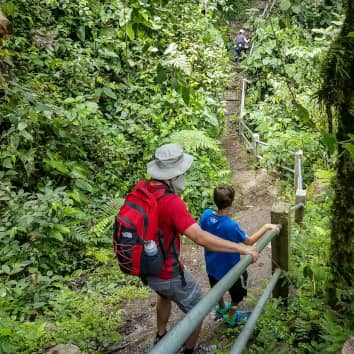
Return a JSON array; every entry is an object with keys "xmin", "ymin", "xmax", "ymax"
[{"xmin": 146, "ymin": 269, "xmax": 203, "ymax": 313}]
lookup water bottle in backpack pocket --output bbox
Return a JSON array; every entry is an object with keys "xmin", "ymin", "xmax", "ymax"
[{"xmin": 141, "ymin": 240, "xmax": 164, "ymax": 276}]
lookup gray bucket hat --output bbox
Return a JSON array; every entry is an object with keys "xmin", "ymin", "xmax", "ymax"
[{"xmin": 147, "ymin": 143, "xmax": 193, "ymax": 180}]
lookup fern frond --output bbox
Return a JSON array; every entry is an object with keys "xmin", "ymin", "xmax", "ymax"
[
  {"xmin": 89, "ymin": 198, "xmax": 124, "ymax": 241},
  {"xmin": 169, "ymin": 130, "xmax": 221, "ymax": 152},
  {"xmin": 97, "ymin": 198, "xmax": 124, "ymax": 218},
  {"xmin": 162, "ymin": 54, "xmax": 191, "ymax": 75},
  {"xmin": 68, "ymin": 225, "xmax": 88, "ymax": 244},
  {"xmin": 90, "ymin": 216, "xmax": 114, "ymax": 237},
  {"xmin": 162, "ymin": 43, "xmax": 191, "ymax": 75}
]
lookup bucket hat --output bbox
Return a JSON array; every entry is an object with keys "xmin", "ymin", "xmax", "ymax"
[{"xmin": 147, "ymin": 143, "xmax": 193, "ymax": 180}]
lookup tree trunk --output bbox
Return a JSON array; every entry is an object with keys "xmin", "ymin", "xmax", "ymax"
[
  {"xmin": 325, "ymin": 104, "xmax": 333, "ymax": 134},
  {"xmin": 324, "ymin": 0, "xmax": 354, "ymax": 309}
]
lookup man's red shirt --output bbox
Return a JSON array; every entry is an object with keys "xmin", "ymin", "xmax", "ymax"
[{"xmin": 147, "ymin": 182, "xmax": 196, "ymax": 279}]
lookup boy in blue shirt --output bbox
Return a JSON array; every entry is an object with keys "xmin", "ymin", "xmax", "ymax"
[{"xmin": 200, "ymin": 184, "xmax": 279, "ymax": 327}]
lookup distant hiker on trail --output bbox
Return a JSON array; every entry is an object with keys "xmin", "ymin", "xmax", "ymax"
[
  {"xmin": 141, "ymin": 144, "xmax": 259, "ymax": 353},
  {"xmin": 233, "ymin": 28, "xmax": 250, "ymax": 62},
  {"xmin": 200, "ymin": 184, "xmax": 279, "ymax": 327}
]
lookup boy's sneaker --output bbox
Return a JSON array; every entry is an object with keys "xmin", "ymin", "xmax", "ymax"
[
  {"xmin": 183, "ymin": 344, "xmax": 215, "ymax": 353},
  {"xmin": 223, "ymin": 310, "xmax": 251, "ymax": 328},
  {"xmin": 214, "ymin": 302, "xmax": 231, "ymax": 320},
  {"xmin": 193, "ymin": 344, "xmax": 215, "ymax": 353}
]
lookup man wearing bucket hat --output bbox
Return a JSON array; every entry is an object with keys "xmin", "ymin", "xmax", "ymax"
[{"xmin": 145, "ymin": 143, "xmax": 258, "ymax": 354}]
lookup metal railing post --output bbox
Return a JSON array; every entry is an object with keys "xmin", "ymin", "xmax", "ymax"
[
  {"xmin": 294, "ymin": 150, "xmax": 303, "ymax": 192},
  {"xmin": 240, "ymin": 78, "xmax": 247, "ymax": 119},
  {"xmin": 252, "ymin": 133, "xmax": 259, "ymax": 158},
  {"xmin": 295, "ymin": 189, "xmax": 306, "ymax": 224},
  {"xmin": 271, "ymin": 202, "xmax": 290, "ymax": 300},
  {"xmin": 239, "ymin": 78, "xmax": 247, "ymax": 140}
]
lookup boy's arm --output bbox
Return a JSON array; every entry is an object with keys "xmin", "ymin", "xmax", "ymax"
[
  {"xmin": 244, "ymin": 224, "xmax": 279, "ymax": 245},
  {"xmin": 184, "ymin": 223, "xmax": 259, "ymax": 262}
]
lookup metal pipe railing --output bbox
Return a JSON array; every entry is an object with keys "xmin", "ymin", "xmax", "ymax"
[
  {"xmin": 280, "ymin": 166, "xmax": 295, "ymax": 174},
  {"xmin": 229, "ymin": 268, "xmax": 282, "ymax": 354},
  {"xmin": 239, "ymin": 119, "xmax": 253, "ymax": 136},
  {"xmin": 149, "ymin": 227, "xmax": 281, "ymax": 354},
  {"xmin": 257, "ymin": 140, "xmax": 269, "ymax": 146},
  {"xmin": 290, "ymin": 202, "xmax": 304, "ymax": 212},
  {"xmin": 240, "ymin": 133, "xmax": 253, "ymax": 149},
  {"xmin": 261, "ymin": 4, "xmax": 269, "ymax": 17}
]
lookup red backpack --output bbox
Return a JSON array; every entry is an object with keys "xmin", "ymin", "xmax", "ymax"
[{"xmin": 112, "ymin": 180, "xmax": 171, "ymax": 277}]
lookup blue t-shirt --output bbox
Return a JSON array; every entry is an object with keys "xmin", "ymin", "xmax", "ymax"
[{"xmin": 200, "ymin": 208, "xmax": 247, "ymax": 280}]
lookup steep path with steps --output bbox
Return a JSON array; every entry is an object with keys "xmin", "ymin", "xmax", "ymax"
[
  {"xmin": 110, "ymin": 69, "xmax": 277, "ymax": 354},
  {"xmin": 110, "ymin": 5, "xmax": 278, "ymax": 353}
]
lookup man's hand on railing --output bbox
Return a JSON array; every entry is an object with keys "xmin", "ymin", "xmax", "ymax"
[{"xmin": 245, "ymin": 245, "xmax": 259, "ymax": 263}]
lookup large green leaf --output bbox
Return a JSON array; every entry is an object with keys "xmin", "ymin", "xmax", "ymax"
[
  {"xmin": 321, "ymin": 132, "xmax": 337, "ymax": 155},
  {"xmin": 2, "ymin": 158, "xmax": 13, "ymax": 169},
  {"xmin": 77, "ymin": 25, "xmax": 85, "ymax": 42},
  {"xmin": 294, "ymin": 103, "xmax": 310, "ymax": 121},
  {"xmin": 102, "ymin": 87, "xmax": 117, "ymax": 99},
  {"xmin": 74, "ymin": 179, "xmax": 94, "ymax": 193},
  {"xmin": 44, "ymin": 158, "xmax": 69, "ymax": 175},
  {"xmin": 125, "ymin": 23, "xmax": 135, "ymax": 40},
  {"xmin": 62, "ymin": 207, "xmax": 86, "ymax": 219}
]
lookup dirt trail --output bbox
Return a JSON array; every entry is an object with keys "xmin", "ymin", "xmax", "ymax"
[{"xmin": 111, "ymin": 10, "xmax": 277, "ymax": 354}]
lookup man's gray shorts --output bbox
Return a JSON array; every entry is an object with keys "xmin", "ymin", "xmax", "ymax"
[{"xmin": 147, "ymin": 269, "xmax": 203, "ymax": 313}]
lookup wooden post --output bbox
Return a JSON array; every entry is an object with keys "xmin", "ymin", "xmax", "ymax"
[
  {"xmin": 271, "ymin": 202, "xmax": 290, "ymax": 300},
  {"xmin": 295, "ymin": 189, "xmax": 307, "ymax": 224},
  {"xmin": 294, "ymin": 150, "xmax": 303, "ymax": 192},
  {"xmin": 252, "ymin": 133, "xmax": 259, "ymax": 158}
]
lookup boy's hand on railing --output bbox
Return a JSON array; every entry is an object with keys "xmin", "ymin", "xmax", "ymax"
[{"xmin": 264, "ymin": 224, "xmax": 280, "ymax": 234}]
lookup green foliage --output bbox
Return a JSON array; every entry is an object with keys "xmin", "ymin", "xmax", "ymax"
[
  {"xmin": 235, "ymin": 3, "xmax": 353, "ymax": 353},
  {"xmin": 287, "ymin": 0, "xmax": 343, "ymax": 29},
  {"xmin": 247, "ymin": 195, "xmax": 353, "ymax": 354},
  {"xmin": 0, "ymin": 0, "xmax": 233, "ymax": 351},
  {"xmin": 240, "ymin": 7, "xmax": 346, "ymax": 181},
  {"xmin": 0, "ymin": 260, "xmax": 147, "ymax": 353}
]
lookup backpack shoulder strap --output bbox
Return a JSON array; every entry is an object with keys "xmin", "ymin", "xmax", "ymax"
[{"xmin": 142, "ymin": 180, "xmax": 173, "ymax": 200}]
